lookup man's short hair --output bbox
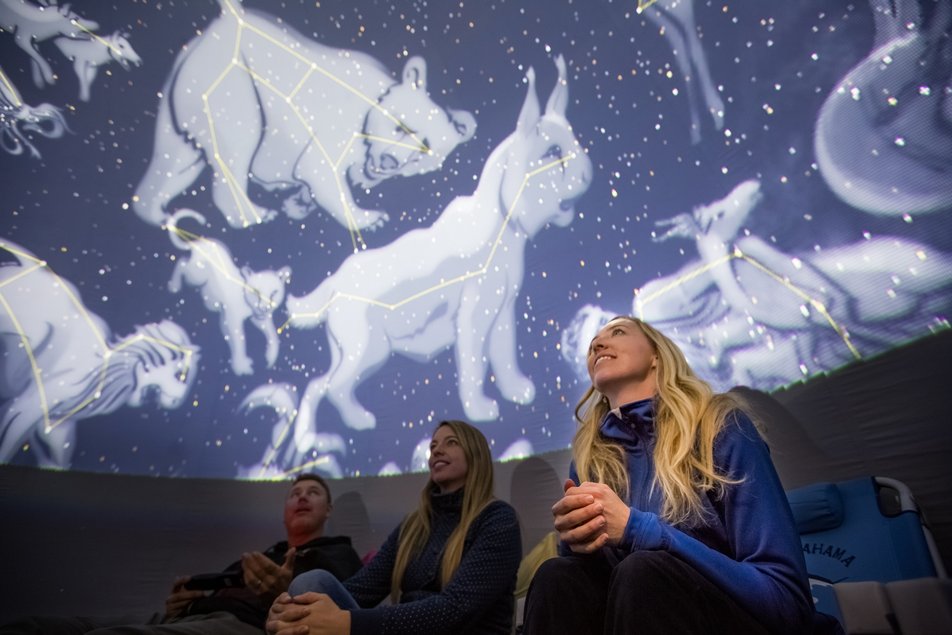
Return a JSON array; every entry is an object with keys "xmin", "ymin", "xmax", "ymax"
[{"xmin": 292, "ymin": 473, "xmax": 332, "ymax": 505}]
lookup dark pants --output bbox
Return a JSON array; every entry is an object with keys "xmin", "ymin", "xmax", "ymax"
[
  {"xmin": 0, "ymin": 612, "xmax": 261, "ymax": 635},
  {"xmin": 521, "ymin": 550, "xmax": 770, "ymax": 635}
]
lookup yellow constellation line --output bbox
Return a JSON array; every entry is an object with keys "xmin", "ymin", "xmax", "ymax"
[
  {"xmin": 258, "ymin": 152, "xmax": 577, "ymax": 477},
  {"xmin": 165, "ymin": 223, "xmax": 280, "ymax": 310},
  {"xmin": 0, "ymin": 66, "xmax": 23, "ymax": 108},
  {"xmin": 203, "ymin": 0, "xmax": 431, "ymax": 250},
  {"xmin": 0, "ymin": 241, "xmax": 196, "ymax": 435},
  {"xmin": 636, "ymin": 0, "xmax": 661, "ymax": 13},
  {"xmin": 634, "ymin": 246, "xmax": 861, "ymax": 359},
  {"xmin": 71, "ymin": 20, "xmax": 127, "ymax": 58},
  {"xmin": 277, "ymin": 153, "xmax": 578, "ymax": 332}
]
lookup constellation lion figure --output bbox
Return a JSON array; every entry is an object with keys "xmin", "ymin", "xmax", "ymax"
[
  {"xmin": 283, "ymin": 55, "xmax": 592, "ymax": 458},
  {"xmin": 0, "ymin": 239, "xmax": 199, "ymax": 467},
  {"xmin": 133, "ymin": 0, "xmax": 476, "ymax": 237}
]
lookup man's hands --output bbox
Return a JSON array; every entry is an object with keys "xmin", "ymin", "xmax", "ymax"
[
  {"xmin": 163, "ymin": 576, "xmax": 205, "ymax": 621},
  {"xmin": 552, "ymin": 480, "xmax": 631, "ymax": 553},
  {"xmin": 267, "ymin": 592, "xmax": 351, "ymax": 635},
  {"xmin": 243, "ymin": 548, "xmax": 296, "ymax": 600}
]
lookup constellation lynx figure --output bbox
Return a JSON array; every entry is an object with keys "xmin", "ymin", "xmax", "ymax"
[
  {"xmin": 133, "ymin": 0, "xmax": 476, "ymax": 235},
  {"xmin": 0, "ymin": 239, "xmax": 198, "ymax": 467},
  {"xmin": 284, "ymin": 55, "xmax": 592, "ymax": 454}
]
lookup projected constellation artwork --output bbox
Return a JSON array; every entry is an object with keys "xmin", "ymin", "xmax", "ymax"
[
  {"xmin": 51, "ymin": 30, "xmax": 141, "ymax": 102},
  {"xmin": 815, "ymin": 0, "xmax": 952, "ymax": 215},
  {"xmin": 0, "ymin": 0, "xmax": 139, "ymax": 111},
  {"xmin": 638, "ymin": 0, "xmax": 725, "ymax": 144},
  {"xmin": 1, "ymin": 0, "xmax": 949, "ymax": 478},
  {"xmin": 0, "ymin": 240, "xmax": 199, "ymax": 467},
  {"xmin": 561, "ymin": 179, "xmax": 952, "ymax": 391},
  {"xmin": 132, "ymin": 0, "xmax": 476, "ymax": 248},
  {"xmin": 270, "ymin": 55, "xmax": 591, "ymax": 471},
  {"xmin": 166, "ymin": 209, "xmax": 291, "ymax": 377},
  {"xmin": 0, "ymin": 0, "xmax": 99, "ymax": 86},
  {"xmin": 0, "ymin": 65, "xmax": 65, "ymax": 158}
]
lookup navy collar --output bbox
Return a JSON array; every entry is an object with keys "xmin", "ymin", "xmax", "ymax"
[
  {"xmin": 600, "ymin": 397, "xmax": 656, "ymax": 445},
  {"xmin": 609, "ymin": 397, "xmax": 655, "ymax": 425},
  {"xmin": 430, "ymin": 486, "xmax": 464, "ymax": 513}
]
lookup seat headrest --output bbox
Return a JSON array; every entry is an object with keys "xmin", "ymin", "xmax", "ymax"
[{"xmin": 786, "ymin": 482, "xmax": 845, "ymax": 534}]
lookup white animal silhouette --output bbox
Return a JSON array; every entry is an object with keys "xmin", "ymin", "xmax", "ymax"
[
  {"xmin": 166, "ymin": 209, "xmax": 291, "ymax": 376},
  {"xmin": 815, "ymin": 0, "xmax": 952, "ymax": 215},
  {"xmin": 636, "ymin": 179, "xmax": 952, "ymax": 388},
  {"xmin": 285, "ymin": 55, "xmax": 592, "ymax": 450},
  {"xmin": 0, "ymin": 0, "xmax": 98, "ymax": 86},
  {"xmin": 0, "ymin": 65, "xmax": 66, "ymax": 158},
  {"xmin": 640, "ymin": 0, "xmax": 725, "ymax": 144},
  {"xmin": 133, "ymin": 0, "xmax": 475, "ymax": 234},
  {"xmin": 239, "ymin": 382, "xmax": 345, "ymax": 478},
  {"xmin": 53, "ymin": 31, "xmax": 142, "ymax": 102},
  {"xmin": 0, "ymin": 239, "xmax": 198, "ymax": 467}
]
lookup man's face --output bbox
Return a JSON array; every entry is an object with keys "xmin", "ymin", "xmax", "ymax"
[{"xmin": 283, "ymin": 478, "xmax": 331, "ymax": 537}]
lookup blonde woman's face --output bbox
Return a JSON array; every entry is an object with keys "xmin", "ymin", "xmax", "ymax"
[
  {"xmin": 587, "ymin": 318, "xmax": 658, "ymax": 407},
  {"xmin": 429, "ymin": 425, "xmax": 468, "ymax": 494}
]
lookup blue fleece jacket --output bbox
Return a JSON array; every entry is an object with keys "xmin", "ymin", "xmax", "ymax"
[
  {"xmin": 345, "ymin": 489, "xmax": 522, "ymax": 635},
  {"xmin": 567, "ymin": 398, "xmax": 814, "ymax": 635}
]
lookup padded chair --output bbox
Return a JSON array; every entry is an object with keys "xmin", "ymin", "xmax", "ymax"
[{"xmin": 787, "ymin": 476, "xmax": 949, "ymax": 634}]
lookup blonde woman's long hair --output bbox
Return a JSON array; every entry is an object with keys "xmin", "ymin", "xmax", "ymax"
[
  {"xmin": 573, "ymin": 317, "xmax": 753, "ymax": 526},
  {"xmin": 389, "ymin": 420, "xmax": 495, "ymax": 602}
]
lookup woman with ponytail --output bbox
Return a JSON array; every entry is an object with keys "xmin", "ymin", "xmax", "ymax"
[
  {"xmin": 266, "ymin": 420, "xmax": 521, "ymax": 635},
  {"xmin": 522, "ymin": 316, "xmax": 838, "ymax": 635}
]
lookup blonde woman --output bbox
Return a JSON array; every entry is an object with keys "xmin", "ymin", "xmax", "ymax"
[
  {"xmin": 266, "ymin": 420, "xmax": 521, "ymax": 635},
  {"xmin": 522, "ymin": 317, "xmax": 837, "ymax": 635}
]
